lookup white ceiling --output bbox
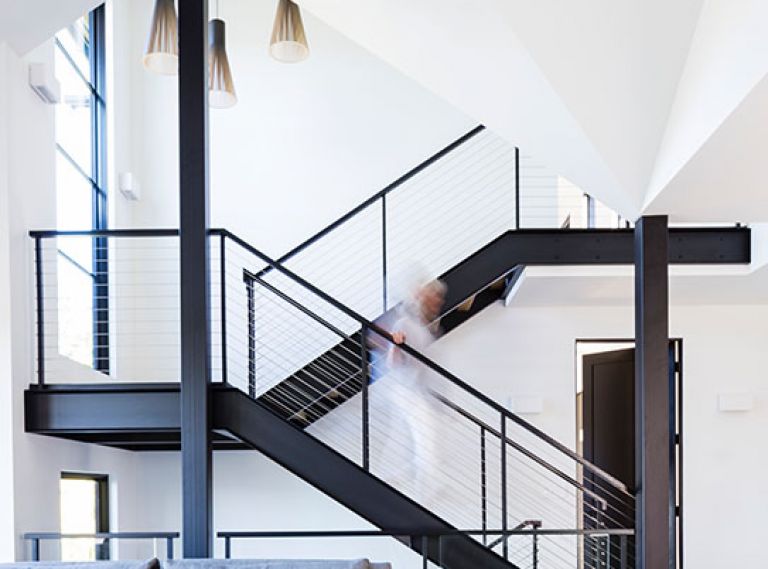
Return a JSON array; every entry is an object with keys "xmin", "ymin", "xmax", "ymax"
[
  {"xmin": 299, "ymin": 0, "xmax": 768, "ymax": 223},
  {"xmin": 0, "ymin": 0, "xmax": 103, "ymax": 55},
  {"xmin": 3, "ymin": 0, "xmax": 767, "ymax": 224}
]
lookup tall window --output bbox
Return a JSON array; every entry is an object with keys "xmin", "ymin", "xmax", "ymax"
[
  {"xmin": 60, "ymin": 473, "xmax": 110, "ymax": 560},
  {"xmin": 54, "ymin": 5, "xmax": 109, "ymax": 372}
]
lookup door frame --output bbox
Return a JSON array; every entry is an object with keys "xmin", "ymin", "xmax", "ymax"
[{"xmin": 575, "ymin": 338, "xmax": 683, "ymax": 569}]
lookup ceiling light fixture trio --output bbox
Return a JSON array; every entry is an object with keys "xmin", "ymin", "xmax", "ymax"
[{"xmin": 143, "ymin": 0, "xmax": 310, "ymax": 109}]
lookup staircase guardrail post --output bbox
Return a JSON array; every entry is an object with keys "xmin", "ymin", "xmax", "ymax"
[
  {"xmin": 220, "ymin": 233, "xmax": 228, "ymax": 384},
  {"xmin": 167, "ymin": 536, "xmax": 175, "ymax": 560},
  {"xmin": 620, "ymin": 533, "xmax": 628, "ymax": 569},
  {"xmin": 501, "ymin": 414, "xmax": 508, "ymax": 560},
  {"xmin": 532, "ymin": 525, "xmax": 539, "ymax": 569},
  {"xmin": 224, "ymin": 535, "xmax": 231, "ymax": 560},
  {"xmin": 381, "ymin": 195, "xmax": 388, "ymax": 312},
  {"xmin": 421, "ymin": 535, "xmax": 428, "ymax": 569},
  {"xmin": 34, "ymin": 236, "xmax": 45, "ymax": 385},
  {"xmin": 30, "ymin": 537, "xmax": 40, "ymax": 561},
  {"xmin": 360, "ymin": 326, "xmax": 370, "ymax": 470},
  {"xmin": 243, "ymin": 274, "xmax": 256, "ymax": 398},
  {"xmin": 480, "ymin": 426, "xmax": 487, "ymax": 545}
]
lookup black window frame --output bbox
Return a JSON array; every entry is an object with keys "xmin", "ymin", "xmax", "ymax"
[{"xmin": 54, "ymin": 4, "xmax": 110, "ymax": 374}]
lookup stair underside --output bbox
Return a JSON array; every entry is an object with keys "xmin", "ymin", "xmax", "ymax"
[{"xmin": 25, "ymin": 382, "xmax": 519, "ymax": 569}]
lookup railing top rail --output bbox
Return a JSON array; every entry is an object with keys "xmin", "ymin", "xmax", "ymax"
[
  {"xmin": 217, "ymin": 528, "xmax": 634, "ymax": 538},
  {"xmin": 260, "ymin": 124, "xmax": 486, "ymax": 272},
  {"xmin": 29, "ymin": 228, "xmax": 180, "ymax": 238},
  {"xmin": 23, "ymin": 532, "xmax": 180, "ymax": 539},
  {"xmin": 224, "ymin": 228, "xmax": 630, "ymax": 496}
]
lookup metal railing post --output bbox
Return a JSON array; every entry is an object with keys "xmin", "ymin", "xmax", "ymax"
[
  {"xmin": 224, "ymin": 535, "xmax": 231, "ymax": 559},
  {"xmin": 30, "ymin": 537, "xmax": 40, "ymax": 561},
  {"xmin": 34, "ymin": 236, "xmax": 45, "ymax": 385},
  {"xmin": 532, "ymin": 525, "xmax": 539, "ymax": 569},
  {"xmin": 620, "ymin": 533, "xmax": 628, "ymax": 569},
  {"xmin": 244, "ymin": 274, "xmax": 256, "ymax": 398},
  {"xmin": 167, "ymin": 536, "xmax": 175, "ymax": 560},
  {"xmin": 360, "ymin": 326, "xmax": 370, "ymax": 470},
  {"xmin": 421, "ymin": 535, "xmax": 428, "ymax": 569},
  {"xmin": 501, "ymin": 415, "xmax": 508, "ymax": 560},
  {"xmin": 381, "ymin": 195, "xmax": 388, "ymax": 312},
  {"xmin": 480, "ymin": 427, "xmax": 487, "ymax": 545},
  {"xmin": 220, "ymin": 234, "xmax": 228, "ymax": 384}
]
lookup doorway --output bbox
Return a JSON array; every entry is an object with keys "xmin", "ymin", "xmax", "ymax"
[{"xmin": 576, "ymin": 339, "xmax": 683, "ymax": 569}]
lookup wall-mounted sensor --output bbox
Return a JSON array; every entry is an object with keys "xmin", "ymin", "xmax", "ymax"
[
  {"xmin": 718, "ymin": 393, "xmax": 753, "ymax": 413},
  {"xmin": 28, "ymin": 63, "xmax": 61, "ymax": 104},
  {"xmin": 118, "ymin": 172, "xmax": 141, "ymax": 201}
]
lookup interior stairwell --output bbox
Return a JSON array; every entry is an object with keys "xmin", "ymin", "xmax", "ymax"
[{"xmin": 23, "ymin": 125, "xmax": 750, "ymax": 567}]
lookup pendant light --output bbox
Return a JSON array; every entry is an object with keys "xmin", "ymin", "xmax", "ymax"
[
  {"xmin": 270, "ymin": 0, "xmax": 309, "ymax": 63},
  {"xmin": 209, "ymin": 12, "xmax": 237, "ymax": 108},
  {"xmin": 143, "ymin": 0, "xmax": 178, "ymax": 75}
]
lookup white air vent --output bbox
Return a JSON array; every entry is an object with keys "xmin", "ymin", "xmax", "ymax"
[{"xmin": 28, "ymin": 63, "xmax": 61, "ymax": 104}]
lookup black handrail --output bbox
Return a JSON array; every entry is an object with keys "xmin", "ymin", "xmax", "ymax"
[
  {"xmin": 217, "ymin": 527, "xmax": 633, "ymax": 564},
  {"xmin": 219, "ymin": 228, "xmax": 630, "ymax": 496},
  {"xmin": 28, "ymin": 225, "xmax": 630, "ymax": 496},
  {"xmin": 258, "ymin": 125, "xmax": 486, "ymax": 277},
  {"xmin": 24, "ymin": 531, "xmax": 179, "ymax": 561},
  {"xmin": 29, "ymin": 228, "xmax": 180, "ymax": 238},
  {"xmin": 433, "ymin": 392, "xmax": 609, "ymax": 510}
]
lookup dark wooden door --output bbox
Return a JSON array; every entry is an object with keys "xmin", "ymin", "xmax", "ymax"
[
  {"xmin": 582, "ymin": 348, "xmax": 636, "ymax": 568},
  {"xmin": 583, "ymin": 348, "xmax": 636, "ymax": 493}
]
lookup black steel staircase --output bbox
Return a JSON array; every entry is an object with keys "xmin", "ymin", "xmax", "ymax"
[{"xmin": 24, "ymin": 125, "xmax": 749, "ymax": 567}]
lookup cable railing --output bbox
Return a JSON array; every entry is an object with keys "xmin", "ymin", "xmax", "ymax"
[
  {"xmin": 23, "ymin": 531, "xmax": 179, "ymax": 562},
  {"xmin": 29, "ymin": 229, "xmax": 182, "ymax": 385},
  {"xmin": 255, "ymin": 124, "xmax": 624, "ymax": 325},
  {"xmin": 217, "ymin": 527, "xmax": 633, "ymax": 569},
  {"xmin": 217, "ymin": 228, "xmax": 636, "ymax": 569},
  {"xmin": 29, "ymin": 125, "xmax": 623, "ymax": 387}
]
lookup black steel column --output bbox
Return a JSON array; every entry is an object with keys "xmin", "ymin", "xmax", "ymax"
[
  {"xmin": 634, "ymin": 215, "xmax": 675, "ymax": 569},
  {"xmin": 178, "ymin": 0, "xmax": 212, "ymax": 558}
]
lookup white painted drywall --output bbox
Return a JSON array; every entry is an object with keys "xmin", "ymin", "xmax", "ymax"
[
  {"xmin": 0, "ymin": 40, "xmax": 143, "ymax": 561},
  {"xmin": 0, "ymin": 41, "xmax": 18, "ymax": 560},
  {"xmin": 111, "ymin": 0, "xmax": 476, "ymax": 257},
  {"xmin": 428, "ymin": 301, "xmax": 768, "ymax": 569}
]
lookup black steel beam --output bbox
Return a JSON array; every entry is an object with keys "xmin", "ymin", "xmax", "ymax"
[
  {"xmin": 439, "ymin": 227, "xmax": 749, "ymax": 311},
  {"xmin": 212, "ymin": 387, "xmax": 517, "ymax": 569},
  {"xmin": 25, "ymin": 385, "xmax": 181, "ymax": 432},
  {"xmin": 178, "ymin": 0, "xmax": 212, "ymax": 558},
  {"xmin": 634, "ymin": 217, "xmax": 675, "ymax": 569}
]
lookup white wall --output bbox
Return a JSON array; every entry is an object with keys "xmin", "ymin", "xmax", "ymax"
[
  {"xmin": 0, "ymin": 41, "xmax": 18, "ymax": 559},
  {"xmin": 131, "ymin": 451, "xmax": 427, "ymax": 566},
  {"xmin": 0, "ymin": 39, "xmax": 144, "ymax": 561},
  {"xmin": 112, "ymin": 0, "xmax": 476, "ymax": 257},
  {"xmin": 429, "ymin": 301, "xmax": 768, "ymax": 569},
  {"xmin": 120, "ymin": 298, "xmax": 768, "ymax": 568}
]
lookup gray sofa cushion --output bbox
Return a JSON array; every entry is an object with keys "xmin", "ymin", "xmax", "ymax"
[
  {"xmin": 165, "ymin": 561, "xmax": 372, "ymax": 569},
  {"xmin": 0, "ymin": 560, "xmax": 159, "ymax": 569}
]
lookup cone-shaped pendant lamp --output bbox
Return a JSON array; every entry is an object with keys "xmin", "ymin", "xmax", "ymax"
[
  {"xmin": 143, "ymin": 0, "xmax": 178, "ymax": 74},
  {"xmin": 270, "ymin": 0, "xmax": 309, "ymax": 63},
  {"xmin": 209, "ymin": 18, "xmax": 237, "ymax": 108}
]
